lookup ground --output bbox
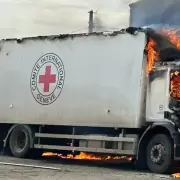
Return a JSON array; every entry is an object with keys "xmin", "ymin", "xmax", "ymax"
[{"xmin": 0, "ymin": 155, "xmax": 175, "ymax": 180}]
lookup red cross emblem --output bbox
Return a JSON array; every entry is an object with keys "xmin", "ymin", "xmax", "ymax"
[
  {"xmin": 39, "ymin": 65, "xmax": 56, "ymax": 92},
  {"xmin": 30, "ymin": 53, "xmax": 65, "ymax": 105}
]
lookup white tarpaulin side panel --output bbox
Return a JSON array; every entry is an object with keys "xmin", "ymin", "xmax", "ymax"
[{"xmin": 0, "ymin": 31, "xmax": 146, "ymax": 128}]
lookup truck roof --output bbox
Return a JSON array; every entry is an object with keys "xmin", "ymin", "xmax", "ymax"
[{"xmin": 0, "ymin": 27, "xmax": 145, "ymax": 44}]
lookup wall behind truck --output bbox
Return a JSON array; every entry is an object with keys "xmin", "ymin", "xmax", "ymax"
[{"xmin": 0, "ymin": 31, "xmax": 146, "ymax": 128}]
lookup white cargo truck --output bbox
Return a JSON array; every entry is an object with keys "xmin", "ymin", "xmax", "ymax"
[{"xmin": 0, "ymin": 27, "xmax": 180, "ymax": 174}]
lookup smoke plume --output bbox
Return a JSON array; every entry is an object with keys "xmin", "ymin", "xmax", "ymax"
[
  {"xmin": 129, "ymin": 0, "xmax": 180, "ymax": 62},
  {"xmin": 130, "ymin": 0, "xmax": 180, "ymax": 28}
]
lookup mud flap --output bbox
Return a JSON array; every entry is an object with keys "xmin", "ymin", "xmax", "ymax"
[{"xmin": 173, "ymin": 133, "xmax": 180, "ymax": 160}]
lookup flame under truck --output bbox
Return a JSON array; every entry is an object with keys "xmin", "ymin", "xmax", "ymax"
[{"xmin": 0, "ymin": 28, "xmax": 180, "ymax": 174}]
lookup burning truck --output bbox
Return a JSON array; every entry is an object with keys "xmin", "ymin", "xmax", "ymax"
[{"xmin": 0, "ymin": 26, "xmax": 180, "ymax": 174}]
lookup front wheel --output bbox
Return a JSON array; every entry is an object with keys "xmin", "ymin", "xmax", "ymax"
[{"xmin": 146, "ymin": 134, "xmax": 173, "ymax": 174}]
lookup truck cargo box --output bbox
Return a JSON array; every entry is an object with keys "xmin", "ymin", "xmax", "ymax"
[{"xmin": 0, "ymin": 31, "xmax": 146, "ymax": 128}]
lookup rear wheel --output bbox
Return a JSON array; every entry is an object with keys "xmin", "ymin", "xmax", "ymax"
[
  {"xmin": 146, "ymin": 134, "xmax": 173, "ymax": 174},
  {"xmin": 9, "ymin": 125, "xmax": 32, "ymax": 158}
]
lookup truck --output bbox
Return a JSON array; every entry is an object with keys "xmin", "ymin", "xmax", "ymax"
[{"xmin": 0, "ymin": 27, "xmax": 180, "ymax": 174}]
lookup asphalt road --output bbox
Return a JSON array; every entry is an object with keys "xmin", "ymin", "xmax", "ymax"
[{"xmin": 0, "ymin": 155, "xmax": 175, "ymax": 180}]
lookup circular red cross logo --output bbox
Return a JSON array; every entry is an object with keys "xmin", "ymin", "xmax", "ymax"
[{"xmin": 30, "ymin": 53, "xmax": 65, "ymax": 105}]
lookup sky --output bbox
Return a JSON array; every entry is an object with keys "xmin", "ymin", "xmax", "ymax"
[{"xmin": 0, "ymin": 0, "xmax": 138, "ymax": 39}]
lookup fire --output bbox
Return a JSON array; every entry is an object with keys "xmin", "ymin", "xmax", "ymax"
[
  {"xmin": 42, "ymin": 152, "xmax": 132, "ymax": 161},
  {"xmin": 173, "ymin": 173, "xmax": 180, "ymax": 178},
  {"xmin": 146, "ymin": 38, "xmax": 159, "ymax": 72},
  {"xmin": 170, "ymin": 71, "xmax": 180, "ymax": 100},
  {"xmin": 146, "ymin": 29, "xmax": 180, "ymax": 72},
  {"xmin": 42, "ymin": 152, "xmax": 58, "ymax": 157},
  {"xmin": 162, "ymin": 29, "xmax": 180, "ymax": 48}
]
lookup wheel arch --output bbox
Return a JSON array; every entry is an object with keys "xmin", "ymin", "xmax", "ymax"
[{"xmin": 137, "ymin": 122, "xmax": 177, "ymax": 160}]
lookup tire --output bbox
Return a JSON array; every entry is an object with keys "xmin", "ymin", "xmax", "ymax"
[
  {"xmin": 9, "ymin": 125, "xmax": 32, "ymax": 158},
  {"xmin": 146, "ymin": 134, "xmax": 173, "ymax": 174}
]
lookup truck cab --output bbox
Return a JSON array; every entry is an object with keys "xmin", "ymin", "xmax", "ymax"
[
  {"xmin": 147, "ymin": 65, "xmax": 180, "ymax": 126},
  {"xmin": 137, "ymin": 64, "xmax": 180, "ymax": 173}
]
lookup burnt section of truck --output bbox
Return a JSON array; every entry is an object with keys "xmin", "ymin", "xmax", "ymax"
[
  {"xmin": 148, "ymin": 69, "xmax": 167, "ymax": 83},
  {"xmin": 146, "ymin": 28, "xmax": 180, "ymax": 62},
  {"xmin": 145, "ymin": 28, "xmax": 180, "ymax": 128},
  {"xmin": 147, "ymin": 64, "xmax": 180, "ymax": 129},
  {"xmin": 148, "ymin": 62, "xmax": 180, "ymax": 83},
  {"xmin": 0, "ymin": 27, "xmax": 144, "ymax": 44},
  {"xmin": 164, "ymin": 68, "xmax": 180, "ymax": 128}
]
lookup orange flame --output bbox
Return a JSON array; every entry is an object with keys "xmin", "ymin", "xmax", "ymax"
[
  {"xmin": 42, "ymin": 152, "xmax": 132, "ymax": 161},
  {"xmin": 172, "ymin": 173, "xmax": 180, "ymax": 178},
  {"xmin": 146, "ymin": 29, "xmax": 180, "ymax": 72},
  {"xmin": 162, "ymin": 29, "xmax": 180, "ymax": 48},
  {"xmin": 146, "ymin": 38, "xmax": 159, "ymax": 72},
  {"xmin": 170, "ymin": 71, "xmax": 180, "ymax": 100}
]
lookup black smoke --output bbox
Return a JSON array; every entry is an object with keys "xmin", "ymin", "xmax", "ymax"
[
  {"xmin": 129, "ymin": 0, "xmax": 180, "ymax": 27},
  {"xmin": 129, "ymin": 0, "xmax": 180, "ymax": 62}
]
